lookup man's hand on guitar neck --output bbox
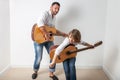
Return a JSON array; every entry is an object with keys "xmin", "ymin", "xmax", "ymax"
[{"xmin": 62, "ymin": 33, "xmax": 68, "ymax": 37}]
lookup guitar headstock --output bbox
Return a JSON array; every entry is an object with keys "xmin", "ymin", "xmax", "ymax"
[{"xmin": 94, "ymin": 41, "xmax": 103, "ymax": 47}]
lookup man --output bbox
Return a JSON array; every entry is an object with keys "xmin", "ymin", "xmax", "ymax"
[{"xmin": 32, "ymin": 2, "xmax": 67, "ymax": 80}]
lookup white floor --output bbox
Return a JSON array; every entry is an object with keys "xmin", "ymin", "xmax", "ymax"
[{"xmin": 0, "ymin": 68, "xmax": 109, "ymax": 80}]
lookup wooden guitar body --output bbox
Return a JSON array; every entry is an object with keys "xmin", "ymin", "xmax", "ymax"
[
  {"xmin": 31, "ymin": 23, "xmax": 56, "ymax": 44},
  {"xmin": 50, "ymin": 45, "xmax": 77, "ymax": 63}
]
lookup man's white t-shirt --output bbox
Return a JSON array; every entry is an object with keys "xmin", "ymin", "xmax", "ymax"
[{"xmin": 37, "ymin": 10, "xmax": 56, "ymax": 27}]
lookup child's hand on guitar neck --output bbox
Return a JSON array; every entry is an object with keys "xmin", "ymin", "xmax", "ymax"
[
  {"xmin": 89, "ymin": 41, "xmax": 103, "ymax": 49},
  {"xmin": 86, "ymin": 44, "xmax": 94, "ymax": 49},
  {"xmin": 88, "ymin": 41, "xmax": 103, "ymax": 49},
  {"xmin": 89, "ymin": 45, "xmax": 95, "ymax": 49}
]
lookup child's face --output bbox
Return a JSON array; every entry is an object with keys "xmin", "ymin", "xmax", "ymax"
[{"xmin": 68, "ymin": 34, "xmax": 75, "ymax": 43}]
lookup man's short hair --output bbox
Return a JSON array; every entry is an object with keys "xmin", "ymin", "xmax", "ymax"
[{"xmin": 52, "ymin": 2, "xmax": 60, "ymax": 6}]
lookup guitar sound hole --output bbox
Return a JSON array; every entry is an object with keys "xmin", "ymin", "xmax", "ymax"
[
  {"xmin": 66, "ymin": 51, "xmax": 71, "ymax": 55},
  {"xmin": 58, "ymin": 56, "xmax": 61, "ymax": 60},
  {"xmin": 49, "ymin": 33, "xmax": 52, "ymax": 36},
  {"xmin": 49, "ymin": 31, "xmax": 53, "ymax": 36}
]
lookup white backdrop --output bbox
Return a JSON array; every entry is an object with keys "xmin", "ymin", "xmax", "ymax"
[
  {"xmin": 0, "ymin": 0, "xmax": 10, "ymax": 72},
  {"xmin": 103, "ymin": 0, "xmax": 120, "ymax": 80},
  {"xmin": 10, "ymin": 0, "xmax": 106, "ymax": 68}
]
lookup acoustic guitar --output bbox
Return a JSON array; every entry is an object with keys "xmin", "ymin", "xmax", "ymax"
[
  {"xmin": 49, "ymin": 41, "xmax": 102, "ymax": 63},
  {"xmin": 31, "ymin": 23, "xmax": 57, "ymax": 44}
]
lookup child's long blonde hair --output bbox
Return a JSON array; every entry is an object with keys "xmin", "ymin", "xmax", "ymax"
[{"xmin": 68, "ymin": 29, "xmax": 81, "ymax": 43}]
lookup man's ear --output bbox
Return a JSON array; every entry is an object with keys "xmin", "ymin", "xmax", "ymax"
[{"xmin": 50, "ymin": 6, "xmax": 52, "ymax": 10}]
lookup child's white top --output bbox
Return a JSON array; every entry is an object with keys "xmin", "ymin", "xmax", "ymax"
[{"xmin": 55, "ymin": 37, "xmax": 86, "ymax": 55}]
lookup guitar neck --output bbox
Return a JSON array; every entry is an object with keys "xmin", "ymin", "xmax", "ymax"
[
  {"xmin": 70, "ymin": 41, "xmax": 102, "ymax": 54},
  {"xmin": 70, "ymin": 46, "xmax": 93, "ymax": 53}
]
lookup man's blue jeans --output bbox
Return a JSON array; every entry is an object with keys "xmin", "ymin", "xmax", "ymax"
[
  {"xmin": 63, "ymin": 58, "xmax": 76, "ymax": 80},
  {"xmin": 33, "ymin": 41, "xmax": 55, "ymax": 72}
]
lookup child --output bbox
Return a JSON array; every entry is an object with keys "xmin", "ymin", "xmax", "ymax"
[{"xmin": 49, "ymin": 29, "xmax": 94, "ymax": 80}]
